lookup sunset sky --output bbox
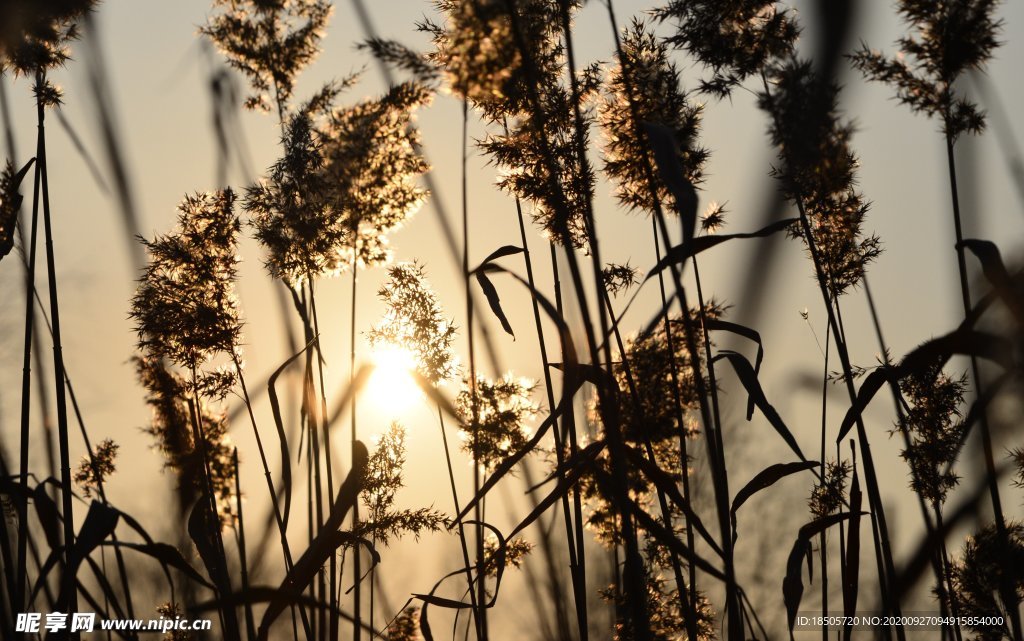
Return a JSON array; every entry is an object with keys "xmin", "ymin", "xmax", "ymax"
[{"xmin": 2, "ymin": 0, "xmax": 1023, "ymax": 634}]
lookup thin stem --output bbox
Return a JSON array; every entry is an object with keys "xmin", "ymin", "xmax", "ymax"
[
  {"xmin": 761, "ymin": 71, "xmax": 903, "ymax": 640},
  {"xmin": 460, "ymin": 99, "xmax": 487, "ymax": 641},
  {"xmin": 944, "ymin": 131, "xmax": 1021, "ymax": 641},
  {"xmin": 308, "ymin": 278, "xmax": 338, "ymax": 641},
  {"xmin": 187, "ymin": 364, "xmax": 240, "ymax": 641},
  {"xmin": 350, "ymin": 255, "xmax": 362, "ymax": 641},
  {"xmin": 234, "ymin": 449, "xmax": 257, "ymax": 641},
  {"xmin": 506, "ymin": 117, "xmax": 585, "ymax": 639},
  {"xmin": 17, "ymin": 111, "xmax": 43, "ymax": 625},
  {"xmin": 35, "ymin": 78, "xmax": 78, "ymax": 621},
  {"xmin": 819, "ymin": 325, "xmax": 830, "ymax": 640},
  {"xmin": 436, "ymin": 406, "xmax": 481, "ymax": 635},
  {"xmin": 602, "ymin": 2, "xmax": 739, "ymax": 635}
]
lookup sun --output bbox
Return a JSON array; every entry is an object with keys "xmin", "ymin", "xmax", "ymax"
[{"xmin": 365, "ymin": 343, "xmax": 423, "ymax": 415}]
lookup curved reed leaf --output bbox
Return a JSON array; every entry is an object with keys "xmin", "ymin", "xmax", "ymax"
[
  {"xmin": 30, "ymin": 500, "xmax": 119, "ymax": 606},
  {"xmin": 478, "ymin": 244, "xmax": 525, "ymax": 265},
  {"xmin": 838, "ymin": 328, "xmax": 1014, "ymax": 442},
  {"xmin": 705, "ymin": 318, "xmax": 764, "ymax": 419},
  {"xmin": 645, "ymin": 217, "xmax": 799, "ymax": 283},
  {"xmin": 714, "ymin": 350, "xmax": 806, "ymax": 461},
  {"xmin": 192, "ymin": 587, "xmax": 378, "ymax": 634},
  {"xmin": 475, "ymin": 269, "xmax": 515, "ymax": 338},
  {"xmin": 415, "ymin": 520, "xmax": 510, "ymax": 641},
  {"xmin": 103, "ymin": 542, "xmax": 212, "ymax": 589},
  {"xmin": 268, "ymin": 338, "xmax": 317, "ymax": 529},
  {"xmin": 784, "ymin": 512, "xmax": 866, "ymax": 637},
  {"xmin": 836, "ymin": 367, "xmax": 890, "ymax": 444},
  {"xmin": 958, "ymin": 238, "xmax": 1024, "ymax": 326},
  {"xmin": 730, "ymin": 461, "xmax": 819, "ymax": 541}
]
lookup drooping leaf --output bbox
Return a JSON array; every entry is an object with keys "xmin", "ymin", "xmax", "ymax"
[
  {"xmin": 958, "ymin": 239, "xmax": 1024, "ymax": 326},
  {"xmin": 187, "ymin": 495, "xmax": 222, "ymax": 590},
  {"xmin": 731, "ymin": 461, "xmax": 819, "ymax": 540},
  {"xmin": 475, "ymin": 270, "xmax": 515, "ymax": 338},
  {"xmin": 836, "ymin": 367, "xmax": 892, "ymax": 443},
  {"xmin": 103, "ymin": 541, "xmax": 212, "ymax": 588},
  {"xmin": 479, "ymin": 245, "xmax": 524, "ymax": 265},
  {"xmin": 705, "ymin": 319, "xmax": 764, "ymax": 420},
  {"xmin": 32, "ymin": 500, "xmax": 120, "ymax": 606},
  {"xmin": 269, "ymin": 339, "xmax": 317, "ymax": 528},
  {"xmin": 194, "ymin": 587, "xmax": 376, "ymax": 635},
  {"xmin": 646, "ymin": 217, "xmax": 799, "ymax": 283},
  {"xmin": 715, "ymin": 351, "xmax": 806, "ymax": 461},
  {"xmin": 784, "ymin": 512, "xmax": 865, "ymax": 636}
]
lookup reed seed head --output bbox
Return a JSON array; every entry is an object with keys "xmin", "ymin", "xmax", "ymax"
[
  {"xmin": 202, "ymin": 0, "xmax": 332, "ymax": 113},
  {"xmin": 599, "ymin": 19, "xmax": 708, "ymax": 217},
  {"xmin": 73, "ymin": 438, "xmax": 119, "ymax": 498},
  {"xmin": 131, "ymin": 189, "xmax": 242, "ymax": 397},
  {"xmin": 896, "ymin": 362, "xmax": 967, "ymax": 506},
  {"xmin": 359, "ymin": 422, "xmax": 449, "ymax": 545},
  {"xmin": 850, "ymin": 0, "xmax": 1002, "ymax": 141},
  {"xmin": 368, "ymin": 261, "xmax": 457, "ymax": 385},
  {"xmin": 0, "ymin": 0, "xmax": 97, "ymax": 76},
  {"xmin": 760, "ymin": 58, "xmax": 881, "ymax": 297},
  {"xmin": 320, "ymin": 81, "xmax": 432, "ymax": 270},
  {"xmin": 134, "ymin": 354, "xmax": 237, "ymax": 526},
  {"xmin": 457, "ymin": 373, "xmax": 539, "ymax": 472},
  {"xmin": 654, "ymin": 0, "xmax": 797, "ymax": 97}
]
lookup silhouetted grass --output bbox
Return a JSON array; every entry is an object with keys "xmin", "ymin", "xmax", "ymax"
[{"xmin": 1, "ymin": 1, "xmax": 1023, "ymax": 640}]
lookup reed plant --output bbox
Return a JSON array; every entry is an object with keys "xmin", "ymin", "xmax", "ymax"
[{"xmin": 1, "ymin": 1, "xmax": 1023, "ymax": 640}]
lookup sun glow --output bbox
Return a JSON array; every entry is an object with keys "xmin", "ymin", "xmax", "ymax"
[{"xmin": 365, "ymin": 343, "xmax": 423, "ymax": 415}]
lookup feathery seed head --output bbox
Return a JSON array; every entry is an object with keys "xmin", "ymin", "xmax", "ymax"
[
  {"xmin": 368, "ymin": 262, "xmax": 458, "ymax": 385},
  {"xmin": 387, "ymin": 607, "xmax": 422, "ymax": 641},
  {"xmin": 654, "ymin": 0, "xmax": 797, "ymax": 97},
  {"xmin": 809, "ymin": 459, "xmax": 851, "ymax": 517},
  {"xmin": 0, "ymin": 0, "xmax": 97, "ymax": 76},
  {"xmin": 896, "ymin": 362, "xmax": 967, "ymax": 505},
  {"xmin": 760, "ymin": 59, "xmax": 881, "ymax": 297},
  {"xmin": 320, "ymin": 81, "xmax": 432, "ymax": 270},
  {"xmin": 850, "ymin": 0, "xmax": 1002, "ymax": 140},
  {"xmin": 73, "ymin": 438, "xmax": 119, "ymax": 498},
  {"xmin": 131, "ymin": 189, "xmax": 242, "ymax": 396},
  {"xmin": 602, "ymin": 262, "xmax": 641, "ymax": 297},
  {"xmin": 202, "ymin": 0, "xmax": 332, "ymax": 113},
  {"xmin": 134, "ymin": 354, "xmax": 237, "ymax": 526},
  {"xmin": 247, "ymin": 111, "xmax": 349, "ymax": 284},
  {"xmin": 950, "ymin": 522, "xmax": 1024, "ymax": 641},
  {"xmin": 457, "ymin": 373, "xmax": 538, "ymax": 472},
  {"xmin": 599, "ymin": 20, "xmax": 708, "ymax": 217},
  {"xmin": 358, "ymin": 422, "xmax": 449, "ymax": 545}
]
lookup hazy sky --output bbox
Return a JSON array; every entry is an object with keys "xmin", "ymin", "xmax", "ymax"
[{"xmin": 2, "ymin": 0, "xmax": 1023, "ymax": 633}]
